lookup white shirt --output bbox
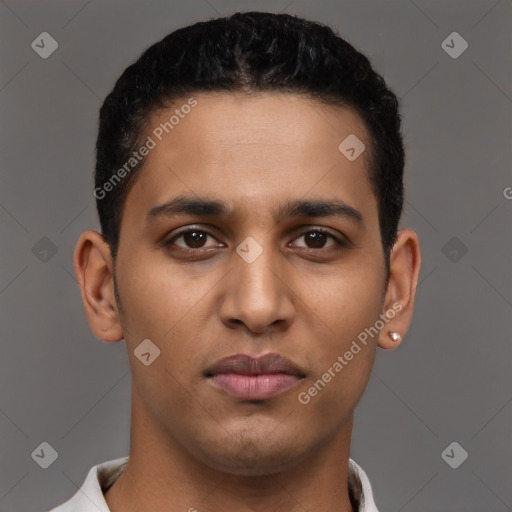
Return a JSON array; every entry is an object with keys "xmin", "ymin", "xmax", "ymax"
[{"xmin": 49, "ymin": 456, "xmax": 378, "ymax": 511}]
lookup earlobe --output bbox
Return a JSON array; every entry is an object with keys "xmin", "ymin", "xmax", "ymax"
[
  {"xmin": 73, "ymin": 230, "xmax": 124, "ymax": 342},
  {"xmin": 378, "ymin": 229, "xmax": 421, "ymax": 350}
]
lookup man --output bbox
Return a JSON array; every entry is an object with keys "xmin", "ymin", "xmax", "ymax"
[{"xmin": 51, "ymin": 10, "xmax": 421, "ymax": 512}]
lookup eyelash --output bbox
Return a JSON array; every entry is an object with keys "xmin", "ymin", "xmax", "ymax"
[{"xmin": 164, "ymin": 226, "xmax": 347, "ymax": 254}]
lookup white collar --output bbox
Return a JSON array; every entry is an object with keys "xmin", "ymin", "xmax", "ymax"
[{"xmin": 49, "ymin": 456, "xmax": 378, "ymax": 511}]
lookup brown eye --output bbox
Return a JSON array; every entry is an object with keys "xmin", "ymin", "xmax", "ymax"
[
  {"xmin": 164, "ymin": 226, "xmax": 346, "ymax": 254},
  {"xmin": 304, "ymin": 231, "xmax": 329, "ymax": 249},
  {"xmin": 292, "ymin": 229, "xmax": 343, "ymax": 250},
  {"xmin": 181, "ymin": 230, "xmax": 208, "ymax": 248},
  {"xmin": 166, "ymin": 229, "xmax": 219, "ymax": 250}
]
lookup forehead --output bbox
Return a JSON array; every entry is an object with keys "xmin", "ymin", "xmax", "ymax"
[
  {"xmin": 123, "ymin": 92, "xmax": 377, "ymax": 224},
  {"xmin": 145, "ymin": 91, "xmax": 371, "ymax": 166}
]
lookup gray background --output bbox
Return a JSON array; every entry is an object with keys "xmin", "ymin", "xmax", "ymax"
[{"xmin": 0, "ymin": 0, "xmax": 511, "ymax": 511}]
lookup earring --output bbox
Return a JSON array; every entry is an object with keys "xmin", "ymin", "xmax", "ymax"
[{"xmin": 388, "ymin": 331, "xmax": 401, "ymax": 342}]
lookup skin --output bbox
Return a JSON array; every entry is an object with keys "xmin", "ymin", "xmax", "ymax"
[{"xmin": 74, "ymin": 92, "xmax": 421, "ymax": 512}]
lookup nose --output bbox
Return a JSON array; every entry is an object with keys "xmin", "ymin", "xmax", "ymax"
[{"xmin": 219, "ymin": 239, "xmax": 295, "ymax": 334}]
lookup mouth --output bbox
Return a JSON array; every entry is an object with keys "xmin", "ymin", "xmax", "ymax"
[{"xmin": 204, "ymin": 352, "xmax": 306, "ymax": 401}]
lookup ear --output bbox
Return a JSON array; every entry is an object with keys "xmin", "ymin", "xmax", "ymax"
[
  {"xmin": 73, "ymin": 230, "xmax": 123, "ymax": 342},
  {"xmin": 378, "ymin": 229, "xmax": 421, "ymax": 350}
]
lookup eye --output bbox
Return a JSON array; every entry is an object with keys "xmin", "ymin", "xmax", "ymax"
[
  {"xmin": 164, "ymin": 226, "xmax": 346, "ymax": 253},
  {"xmin": 166, "ymin": 228, "xmax": 221, "ymax": 250},
  {"xmin": 291, "ymin": 229, "xmax": 345, "ymax": 250}
]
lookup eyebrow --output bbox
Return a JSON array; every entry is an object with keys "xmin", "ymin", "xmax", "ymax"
[{"xmin": 147, "ymin": 194, "xmax": 364, "ymax": 224}]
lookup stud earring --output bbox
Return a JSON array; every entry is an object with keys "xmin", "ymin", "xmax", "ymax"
[{"xmin": 388, "ymin": 331, "xmax": 401, "ymax": 342}]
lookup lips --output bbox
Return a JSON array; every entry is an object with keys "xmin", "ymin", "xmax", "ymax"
[{"xmin": 204, "ymin": 353, "xmax": 305, "ymax": 400}]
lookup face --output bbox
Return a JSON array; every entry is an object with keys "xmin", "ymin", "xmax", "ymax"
[{"xmin": 110, "ymin": 92, "xmax": 388, "ymax": 474}]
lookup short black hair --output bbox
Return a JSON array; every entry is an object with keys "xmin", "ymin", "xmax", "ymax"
[{"xmin": 95, "ymin": 11, "xmax": 404, "ymax": 268}]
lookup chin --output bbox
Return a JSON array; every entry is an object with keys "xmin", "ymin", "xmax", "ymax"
[
  {"xmin": 190, "ymin": 427, "xmax": 310, "ymax": 476},
  {"xmin": 204, "ymin": 448, "xmax": 305, "ymax": 477}
]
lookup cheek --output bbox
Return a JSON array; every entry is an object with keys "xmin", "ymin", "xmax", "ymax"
[
  {"xmin": 114, "ymin": 252, "xmax": 213, "ymax": 385},
  {"xmin": 294, "ymin": 260, "xmax": 384, "ymax": 405},
  {"xmin": 298, "ymin": 260, "xmax": 385, "ymax": 347},
  {"xmin": 115, "ymin": 257, "xmax": 207, "ymax": 417},
  {"xmin": 115, "ymin": 251, "xmax": 205, "ymax": 338}
]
